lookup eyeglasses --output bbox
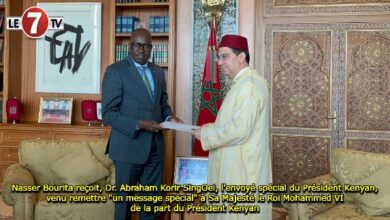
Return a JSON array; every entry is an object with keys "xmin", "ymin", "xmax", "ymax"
[
  {"xmin": 131, "ymin": 42, "xmax": 153, "ymax": 50},
  {"xmin": 216, "ymin": 52, "xmax": 234, "ymax": 62}
]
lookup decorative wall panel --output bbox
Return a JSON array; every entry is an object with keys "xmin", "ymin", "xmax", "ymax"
[
  {"xmin": 272, "ymin": 31, "xmax": 331, "ymax": 128},
  {"xmin": 191, "ymin": 0, "xmax": 237, "ymax": 124},
  {"xmin": 347, "ymin": 139, "xmax": 390, "ymax": 153},
  {"xmin": 272, "ymin": 135, "xmax": 330, "ymax": 185},
  {"xmin": 265, "ymin": 0, "xmax": 390, "ymax": 15},
  {"xmin": 266, "ymin": 23, "xmax": 390, "ymax": 185},
  {"xmin": 274, "ymin": 0, "xmax": 390, "ymax": 6},
  {"xmin": 346, "ymin": 31, "xmax": 390, "ymax": 131}
]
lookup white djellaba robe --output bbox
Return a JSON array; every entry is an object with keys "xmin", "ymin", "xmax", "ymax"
[{"xmin": 200, "ymin": 67, "xmax": 272, "ymax": 220}]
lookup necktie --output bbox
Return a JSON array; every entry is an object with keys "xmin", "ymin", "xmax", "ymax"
[{"xmin": 138, "ymin": 66, "xmax": 153, "ymax": 100}]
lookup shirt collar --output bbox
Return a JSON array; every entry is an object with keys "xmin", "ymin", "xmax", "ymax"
[
  {"xmin": 132, "ymin": 58, "xmax": 149, "ymax": 69},
  {"xmin": 233, "ymin": 66, "xmax": 250, "ymax": 81}
]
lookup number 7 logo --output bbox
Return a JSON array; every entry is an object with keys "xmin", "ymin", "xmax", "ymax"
[
  {"xmin": 27, "ymin": 12, "xmax": 42, "ymax": 34},
  {"xmin": 22, "ymin": 7, "xmax": 49, "ymax": 38},
  {"xmin": 6, "ymin": 6, "xmax": 64, "ymax": 39}
]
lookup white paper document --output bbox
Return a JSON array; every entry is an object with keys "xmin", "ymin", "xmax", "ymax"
[{"xmin": 160, "ymin": 121, "xmax": 200, "ymax": 133}]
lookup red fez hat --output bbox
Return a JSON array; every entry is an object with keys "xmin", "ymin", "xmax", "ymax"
[{"xmin": 219, "ymin": 35, "xmax": 248, "ymax": 52}]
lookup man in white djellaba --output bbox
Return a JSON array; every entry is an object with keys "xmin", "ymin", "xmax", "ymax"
[{"xmin": 193, "ymin": 34, "xmax": 272, "ymax": 220}]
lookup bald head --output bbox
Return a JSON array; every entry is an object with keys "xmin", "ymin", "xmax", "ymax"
[
  {"xmin": 130, "ymin": 28, "xmax": 153, "ymax": 64},
  {"xmin": 131, "ymin": 28, "xmax": 152, "ymax": 42}
]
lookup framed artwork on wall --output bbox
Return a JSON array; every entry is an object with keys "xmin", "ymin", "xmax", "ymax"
[
  {"xmin": 174, "ymin": 156, "xmax": 208, "ymax": 185},
  {"xmin": 38, "ymin": 97, "xmax": 73, "ymax": 124},
  {"xmin": 35, "ymin": 3, "xmax": 101, "ymax": 94}
]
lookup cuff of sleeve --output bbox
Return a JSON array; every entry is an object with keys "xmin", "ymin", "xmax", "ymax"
[
  {"xmin": 165, "ymin": 116, "xmax": 172, "ymax": 122},
  {"xmin": 200, "ymin": 127, "xmax": 209, "ymax": 151}
]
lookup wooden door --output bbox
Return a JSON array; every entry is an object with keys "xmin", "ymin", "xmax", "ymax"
[
  {"xmin": 343, "ymin": 30, "xmax": 390, "ymax": 153},
  {"xmin": 269, "ymin": 30, "xmax": 334, "ymax": 185},
  {"xmin": 265, "ymin": 24, "xmax": 390, "ymax": 185}
]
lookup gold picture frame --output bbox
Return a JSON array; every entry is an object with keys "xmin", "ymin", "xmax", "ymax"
[
  {"xmin": 174, "ymin": 156, "xmax": 208, "ymax": 185},
  {"xmin": 38, "ymin": 97, "xmax": 73, "ymax": 124}
]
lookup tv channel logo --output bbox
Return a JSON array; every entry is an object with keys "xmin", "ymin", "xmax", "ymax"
[{"xmin": 6, "ymin": 6, "xmax": 63, "ymax": 38}]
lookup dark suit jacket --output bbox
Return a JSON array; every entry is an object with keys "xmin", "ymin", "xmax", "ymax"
[{"xmin": 102, "ymin": 56, "xmax": 172, "ymax": 164}]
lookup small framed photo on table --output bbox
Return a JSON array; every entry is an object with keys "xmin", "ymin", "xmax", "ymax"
[
  {"xmin": 174, "ymin": 156, "xmax": 208, "ymax": 185},
  {"xmin": 38, "ymin": 97, "xmax": 73, "ymax": 124},
  {"xmin": 96, "ymin": 100, "xmax": 102, "ymax": 121}
]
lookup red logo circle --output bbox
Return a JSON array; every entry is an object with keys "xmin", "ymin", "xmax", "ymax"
[{"xmin": 21, "ymin": 7, "xmax": 49, "ymax": 38}]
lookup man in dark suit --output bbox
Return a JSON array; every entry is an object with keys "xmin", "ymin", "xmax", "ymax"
[{"xmin": 102, "ymin": 28, "xmax": 180, "ymax": 220}]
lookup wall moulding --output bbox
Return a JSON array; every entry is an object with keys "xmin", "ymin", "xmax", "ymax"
[{"xmin": 265, "ymin": 0, "xmax": 390, "ymax": 16}]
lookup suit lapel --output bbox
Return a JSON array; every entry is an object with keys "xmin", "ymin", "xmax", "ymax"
[{"xmin": 149, "ymin": 64, "xmax": 160, "ymax": 106}]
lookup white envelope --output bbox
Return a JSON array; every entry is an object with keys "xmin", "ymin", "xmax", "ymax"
[{"xmin": 160, "ymin": 121, "xmax": 200, "ymax": 133}]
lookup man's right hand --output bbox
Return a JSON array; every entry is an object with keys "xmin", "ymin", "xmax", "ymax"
[{"xmin": 138, "ymin": 120, "xmax": 163, "ymax": 133}]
